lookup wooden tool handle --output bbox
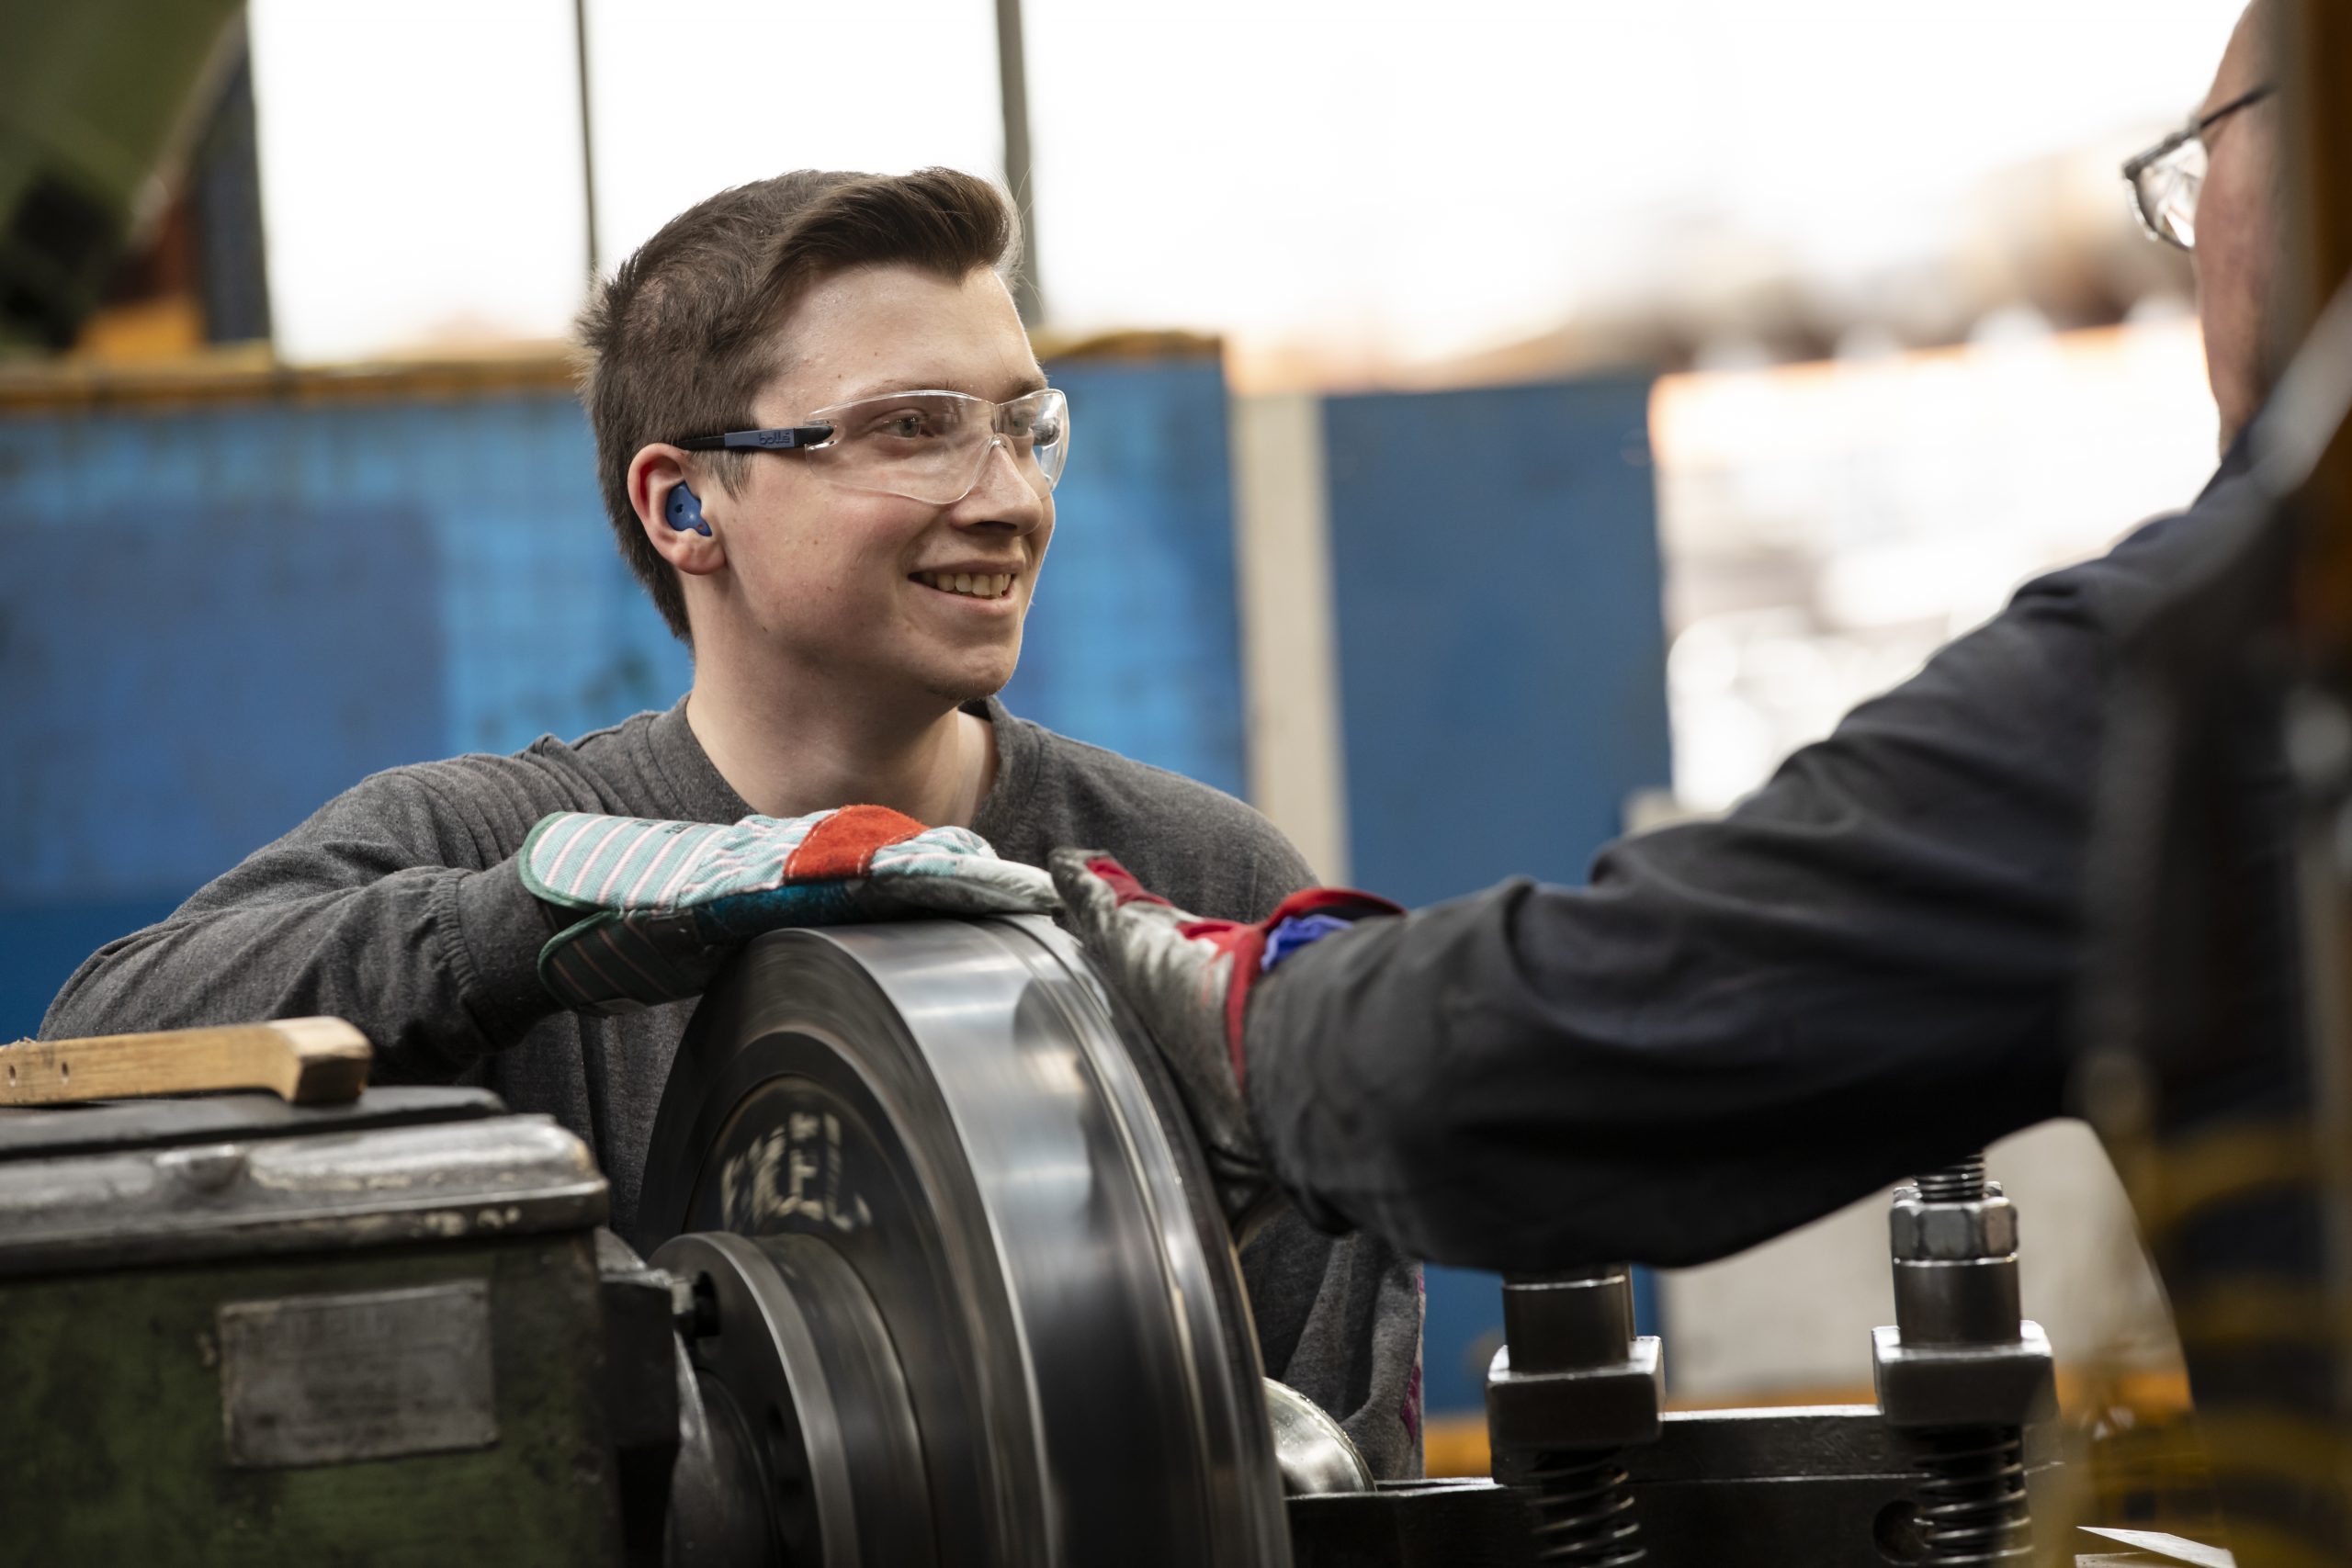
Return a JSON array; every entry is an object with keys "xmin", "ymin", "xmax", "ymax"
[{"xmin": 0, "ymin": 1018, "xmax": 372, "ymax": 1107}]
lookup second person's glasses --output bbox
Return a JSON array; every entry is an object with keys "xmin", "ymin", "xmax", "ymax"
[{"xmin": 2122, "ymin": 83, "xmax": 2274, "ymax": 251}]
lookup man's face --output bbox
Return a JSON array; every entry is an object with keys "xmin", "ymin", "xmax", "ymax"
[
  {"xmin": 721, "ymin": 265, "xmax": 1054, "ymax": 709},
  {"xmin": 2194, "ymin": 1, "xmax": 2280, "ymax": 447}
]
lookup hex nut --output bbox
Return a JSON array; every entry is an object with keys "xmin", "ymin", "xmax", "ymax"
[
  {"xmin": 1871, "ymin": 1322, "xmax": 2056, "ymax": 1428},
  {"xmin": 1888, "ymin": 1194, "xmax": 2018, "ymax": 1261},
  {"xmin": 1485, "ymin": 1335, "xmax": 1664, "ymax": 1466}
]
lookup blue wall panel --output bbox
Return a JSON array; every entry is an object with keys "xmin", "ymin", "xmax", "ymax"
[
  {"xmin": 0, "ymin": 360, "xmax": 1246, "ymax": 1039},
  {"xmin": 1, "ymin": 500, "xmax": 445, "ymax": 898},
  {"xmin": 0, "ymin": 390, "xmax": 684, "ymax": 1039},
  {"xmin": 1004, "ymin": 356, "xmax": 1246, "ymax": 799},
  {"xmin": 1322, "ymin": 375, "xmax": 1672, "ymax": 1412}
]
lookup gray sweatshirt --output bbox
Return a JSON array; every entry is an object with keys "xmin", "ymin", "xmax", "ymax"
[{"xmin": 43, "ymin": 696, "xmax": 1424, "ymax": 1476}]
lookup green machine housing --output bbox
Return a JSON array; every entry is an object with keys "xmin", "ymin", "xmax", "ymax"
[{"xmin": 0, "ymin": 1088, "xmax": 656, "ymax": 1565}]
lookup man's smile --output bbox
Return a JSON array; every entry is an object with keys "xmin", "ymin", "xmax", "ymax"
[{"xmin": 910, "ymin": 567, "xmax": 1020, "ymax": 602}]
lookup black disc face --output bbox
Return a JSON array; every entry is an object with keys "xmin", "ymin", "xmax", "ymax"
[
  {"xmin": 668, "ymin": 1039, "xmax": 1006, "ymax": 1562},
  {"xmin": 637, "ymin": 918, "xmax": 1292, "ymax": 1568},
  {"xmin": 654, "ymin": 1228, "xmax": 935, "ymax": 1568}
]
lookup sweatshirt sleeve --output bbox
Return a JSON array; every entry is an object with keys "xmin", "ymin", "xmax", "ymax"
[
  {"xmin": 1244, "ymin": 487, "xmax": 2259, "ymax": 1276},
  {"xmin": 40, "ymin": 763, "xmax": 564, "ymax": 1080}
]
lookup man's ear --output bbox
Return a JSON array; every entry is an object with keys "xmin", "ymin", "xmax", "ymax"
[{"xmin": 628, "ymin": 444, "xmax": 729, "ymax": 576}]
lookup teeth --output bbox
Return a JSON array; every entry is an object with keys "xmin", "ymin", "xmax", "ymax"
[{"xmin": 922, "ymin": 571, "xmax": 1013, "ymax": 599}]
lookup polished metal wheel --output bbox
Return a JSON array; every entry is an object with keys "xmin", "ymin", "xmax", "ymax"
[{"xmin": 637, "ymin": 916, "xmax": 1291, "ymax": 1568}]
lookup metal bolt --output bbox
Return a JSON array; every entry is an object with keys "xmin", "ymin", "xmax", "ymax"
[
  {"xmin": 1873, "ymin": 1155, "xmax": 2045, "ymax": 1565},
  {"xmin": 1487, "ymin": 1268, "xmax": 1659, "ymax": 1565},
  {"xmin": 1914, "ymin": 1156, "xmax": 1987, "ymax": 1204}
]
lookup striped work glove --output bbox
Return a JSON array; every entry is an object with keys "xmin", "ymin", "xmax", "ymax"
[
  {"xmin": 1047, "ymin": 850, "xmax": 1400, "ymax": 1227},
  {"xmin": 523, "ymin": 804, "xmax": 1057, "ymax": 1014}
]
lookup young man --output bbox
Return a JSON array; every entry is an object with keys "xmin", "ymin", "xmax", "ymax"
[{"xmin": 42, "ymin": 168, "xmax": 1420, "ymax": 1476}]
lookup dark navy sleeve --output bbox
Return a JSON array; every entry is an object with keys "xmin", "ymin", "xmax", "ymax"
[{"xmin": 1246, "ymin": 468, "xmax": 2256, "ymax": 1274}]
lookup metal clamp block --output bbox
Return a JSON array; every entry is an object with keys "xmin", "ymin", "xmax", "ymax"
[
  {"xmin": 1485, "ymin": 1335, "xmax": 1664, "ymax": 1483},
  {"xmin": 1871, "ymin": 1320, "xmax": 2057, "ymax": 1430}
]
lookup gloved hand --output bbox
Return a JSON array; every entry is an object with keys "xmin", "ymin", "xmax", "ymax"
[
  {"xmin": 523, "ymin": 804, "xmax": 1057, "ymax": 1013},
  {"xmin": 1047, "ymin": 850, "xmax": 1400, "ymax": 1226}
]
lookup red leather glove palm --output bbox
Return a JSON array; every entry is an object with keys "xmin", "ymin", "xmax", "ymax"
[{"xmin": 1048, "ymin": 850, "xmax": 1400, "ymax": 1228}]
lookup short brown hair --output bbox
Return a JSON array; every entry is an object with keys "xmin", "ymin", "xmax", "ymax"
[{"xmin": 575, "ymin": 168, "xmax": 1021, "ymax": 641}]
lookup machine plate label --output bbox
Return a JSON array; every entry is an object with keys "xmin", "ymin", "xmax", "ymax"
[{"xmin": 218, "ymin": 1280, "xmax": 498, "ymax": 1467}]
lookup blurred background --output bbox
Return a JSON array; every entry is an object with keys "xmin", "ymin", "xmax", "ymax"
[{"xmin": 0, "ymin": 0, "xmax": 2246, "ymax": 1507}]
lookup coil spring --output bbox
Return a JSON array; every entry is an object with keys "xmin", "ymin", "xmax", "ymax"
[
  {"xmin": 1524, "ymin": 1451, "xmax": 1645, "ymax": 1567},
  {"xmin": 1908, "ymin": 1426, "xmax": 2032, "ymax": 1564}
]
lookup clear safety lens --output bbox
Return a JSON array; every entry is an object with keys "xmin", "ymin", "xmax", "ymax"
[
  {"xmin": 2132, "ymin": 136, "xmax": 2206, "ymax": 251},
  {"xmin": 803, "ymin": 387, "xmax": 1069, "ymax": 506}
]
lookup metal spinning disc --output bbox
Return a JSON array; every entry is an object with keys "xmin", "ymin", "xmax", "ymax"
[{"xmin": 636, "ymin": 916, "xmax": 1291, "ymax": 1568}]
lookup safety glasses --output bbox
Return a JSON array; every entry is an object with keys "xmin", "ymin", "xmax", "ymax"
[{"xmin": 679, "ymin": 387, "xmax": 1069, "ymax": 507}]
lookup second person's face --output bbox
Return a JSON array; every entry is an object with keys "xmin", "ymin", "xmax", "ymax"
[{"xmin": 2194, "ymin": 2, "xmax": 2280, "ymax": 448}]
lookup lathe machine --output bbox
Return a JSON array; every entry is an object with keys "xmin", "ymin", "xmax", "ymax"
[{"xmin": 0, "ymin": 918, "xmax": 2210, "ymax": 1565}]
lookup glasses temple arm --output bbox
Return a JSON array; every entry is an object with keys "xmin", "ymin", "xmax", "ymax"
[{"xmin": 676, "ymin": 425, "xmax": 833, "ymax": 452}]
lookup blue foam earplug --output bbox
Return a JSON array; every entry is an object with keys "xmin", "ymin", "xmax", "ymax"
[{"xmin": 665, "ymin": 483, "xmax": 711, "ymax": 536}]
